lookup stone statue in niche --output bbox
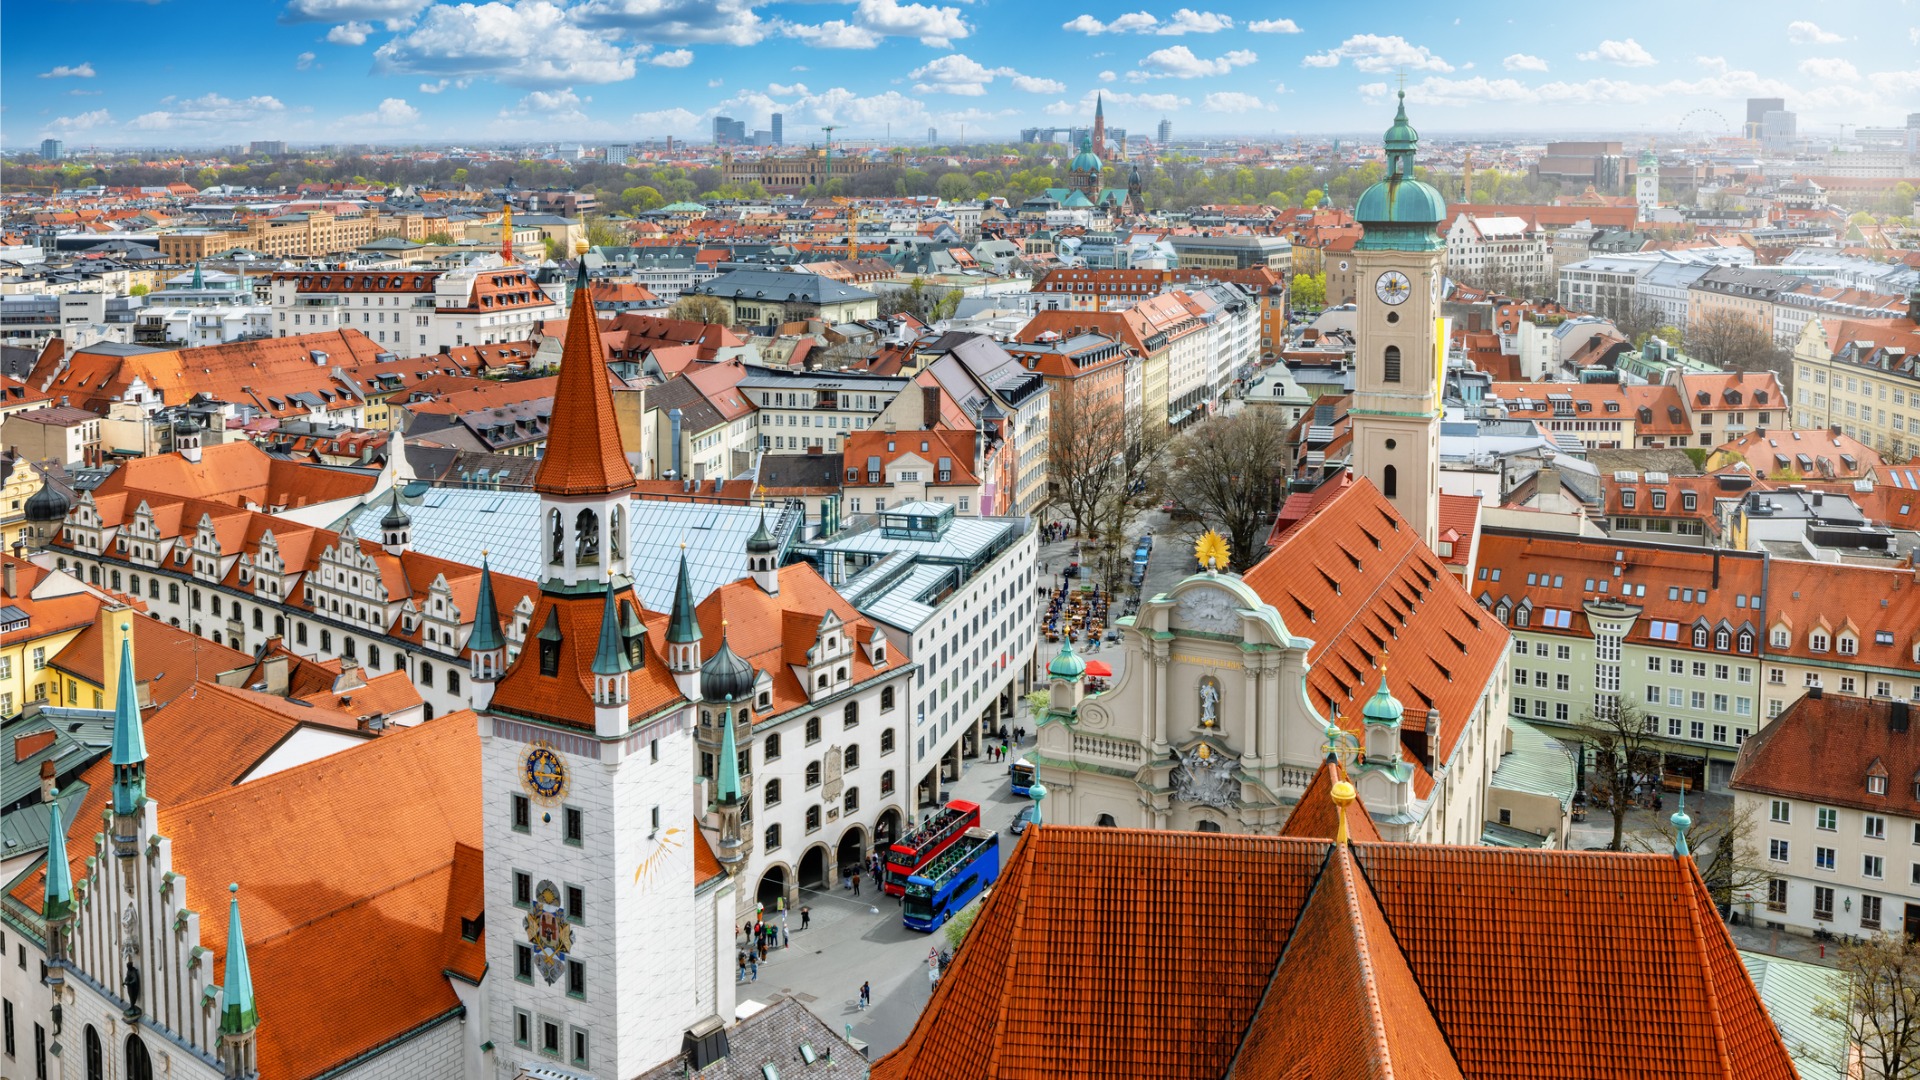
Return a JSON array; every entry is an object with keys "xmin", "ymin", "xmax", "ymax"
[
  {"xmin": 1170, "ymin": 743, "xmax": 1238, "ymax": 810},
  {"xmin": 1198, "ymin": 674, "xmax": 1221, "ymax": 728}
]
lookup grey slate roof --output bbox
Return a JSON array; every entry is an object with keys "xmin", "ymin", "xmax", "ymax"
[
  {"xmin": 630, "ymin": 998, "xmax": 869, "ymax": 1080},
  {"xmin": 692, "ymin": 269, "xmax": 876, "ymax": 305}
]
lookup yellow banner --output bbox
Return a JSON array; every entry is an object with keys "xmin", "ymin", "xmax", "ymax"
[{"xmin": 1433, "ymin": 314, "xmax": 1450, "ymax": 407}]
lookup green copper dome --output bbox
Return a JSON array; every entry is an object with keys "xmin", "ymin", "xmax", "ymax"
[
  {"xmin": 1354, "ymin": 91, "xmax": 1446, "ymax": 253},
  {"xmin": 1047, "ymin": 637, "xmax": 1086, "ymax": 680},
  {"xmin": 1069, "ymin": 136, "xmax": 1103, "ymax": 175},
  {"xmin": 1361, "ymin": 674, "xmax": 1404, "ymax": 724}
]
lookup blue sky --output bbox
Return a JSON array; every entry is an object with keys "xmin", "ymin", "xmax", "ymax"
[{"xmin": 5, "ymin": 0, "xmax": 1918, "ymax": 148}]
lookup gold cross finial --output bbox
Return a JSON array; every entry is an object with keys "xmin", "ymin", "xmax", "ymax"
[{"xmin": 1396, "ymin": 69, "xmax": 1407, "ymax": 93}]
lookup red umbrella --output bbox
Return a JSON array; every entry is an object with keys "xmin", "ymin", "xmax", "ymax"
[{"xmin": 1084, "ymin": 660, "xmax": 1114, "ymax": 678}]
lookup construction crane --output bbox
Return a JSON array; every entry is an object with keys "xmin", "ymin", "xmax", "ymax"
[{"xmin": 821, "ymin": 124, "xmax": 856, "ymax": 258}]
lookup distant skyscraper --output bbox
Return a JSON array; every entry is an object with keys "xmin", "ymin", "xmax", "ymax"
[
  {"xmin": 1745, "ymin": 97, "xmax": 1785, "ymax": 140},
  {"xmin": 1760, "ymin": 110, "xmax": 1797, "ymax": 153},
  {"xmin": 928, "ymin": 127, "xmax": 939, "ymax": 144},
  {"xmin": 40, "ymin": 138, "xmax": 64, "ymax": 161},
  {"xmin": 249, "ymin": 140, "xmax": 287, "ymax": 156},
  {"xmin": 771, "ymin": 113, "xmax": 784, "ymax": 146},
  {"xmin": 608, "ymin": 143, "xmax": 631, "ymax": 165},
  {"xmin": 1157, "ymin": 118, "xmax": 1172, "ymax": 145},
  {"xmin": 713, "ymin": 116, "xmax": 745, "ymax": 145}
]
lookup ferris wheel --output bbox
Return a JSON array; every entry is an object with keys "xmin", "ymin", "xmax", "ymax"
[{"xmin": 1677, "ymin": 108, "xmax": 1731, "ymax": 140}]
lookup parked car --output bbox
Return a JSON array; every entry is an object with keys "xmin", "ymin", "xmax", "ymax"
[{"xmin": 1010, "ymin": 804, "xmax": 1037, "ymax": 835}]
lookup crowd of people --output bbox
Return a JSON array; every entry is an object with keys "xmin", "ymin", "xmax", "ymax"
[{"xmin": 1043, "ymin": 580, "xmax": 1110, "ymax": 646}]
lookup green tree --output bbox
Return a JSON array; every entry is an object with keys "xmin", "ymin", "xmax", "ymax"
[
  {"xmin": 1290, "ymin": 271, "xmax": 1326, "ymax": 311},
  {"xmin": 422, "ymin": 231, "xmax": 455, "ymax": 245},
  {"xmin": 1880, "ymin": 181, "xmax": 1917, "ymax": 218},
  {"xmin": 878, "ymin": 279, "xmax": 959, "ymax": 324},
  {"xmin": 584, "ymin": 217, "xmax": 625, "ymax": 248},
  {"xmin": 936, "ymin": 172, "xmax": 975, "ymax": 203},
  {"xmin": 129, "ymin": 283, "xmax": 150, "ymax": 297},
  {"xmin": 451, "ymin": 167, "xmax": 469, "ymax": 184}
]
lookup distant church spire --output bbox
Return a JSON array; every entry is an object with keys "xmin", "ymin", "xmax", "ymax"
[
  {"xmin": 110, "ymin": 636, "xmax": 146, "ymax": 817},
  {"xmin": 1092, "ymin": 92, "xmax": 1106, "ymax": 152}
]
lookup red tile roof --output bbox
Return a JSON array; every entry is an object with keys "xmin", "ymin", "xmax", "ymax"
[
  {"xmin": 1278, "ymin": 758, "xmax": 1382, "ymax": 842},
  {"xmin": 877, "ymin": 827, "xmax": 1797, "ymax": 1080},
  {"xmin": 489, "ymin": 589, "xmax": 685, "ymax": 730},
  {"xmin": 1731, "ymin": 693, "xmax": 1919, "ymax": 818},
  {"xmin": 535, "ymin": 290, "xmax": 636, "ymax": 496}
]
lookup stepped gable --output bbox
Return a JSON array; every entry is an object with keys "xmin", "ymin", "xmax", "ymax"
[{"xmin": 1242, "ymin": 478, "xmax": 1507, "ymax": 795}]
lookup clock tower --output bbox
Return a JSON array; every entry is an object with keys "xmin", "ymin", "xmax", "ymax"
[
  {"xmin": 480, "ymin": 260, "xmax": 733, "ymax": 1078},
  {"xmin": 1349, "ymin": 91, "xmax": 1446, "ymax": 550}
]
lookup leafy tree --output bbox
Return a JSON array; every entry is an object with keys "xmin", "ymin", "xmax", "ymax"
[
  {"xmin": 936, "ymin": 172, "xmax": 975, "ymax": 203},
  {"xmin": 668, "ymin": 294, "xmax": 732, "ymax": 326},
  {"xmin": 1159, "ymin": 410, "xmax": 1291, "ymax": 572},
  {"xmin": 621, "ymin": 185, "xmax": 663, "ymax": 212},
  {"xmin": 1810, "ymin": 933, "xmax": 1920, "ymax": 1080},
  {"xmin": 128, "ymin": 283, "xmax": 149, "ymax": 297},
  {"xmin": 1571, "ymin": 701, "xmax": 1669, "ymax": 852},
  {"xmin": 1879, "ymin": 181, "xmax": 1918, "ymax": 218},
  {"xmin": 422, "ymin": 231, "xmax": 455, "ymax": 245},
  {"xmin": 1290, "ymin": 271, "xmax": 1326, "ymax": 311},
  {"xmin": 451, "ymin": 167, "xmax": 469, "ymax": 184},
  {"xmin": 583, "ymin": 217, "xmax": 626, "ymax": 248},
  {"xmin": 943, "ymin": 898, "xmax": 984, "ymax": 951}
]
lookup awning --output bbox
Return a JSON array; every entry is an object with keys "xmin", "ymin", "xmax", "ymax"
[{"xmin": 1084, "ymin": 660, "xmax": 1114, "ymax": 678}]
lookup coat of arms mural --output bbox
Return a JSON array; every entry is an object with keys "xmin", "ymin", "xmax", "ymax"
[{"xmin": 525, "ymin": 879, "xmax": 575, "ymax": 985}]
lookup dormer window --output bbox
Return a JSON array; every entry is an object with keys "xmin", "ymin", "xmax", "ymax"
[
  {"xmin": 1866, "ymin": 775, "xmax": 1887, "ymax": 796},
  {"xmin": 1810, "ymin": 632, "xmax": 1829, "ymax": 653},
  {"xmin": 1837, "ymin": 636, "xmax": 1857, "ymax": 656},
  {"xmin": 1771, "ymin": 628, "xmax": 1789, "ymax": 648}
]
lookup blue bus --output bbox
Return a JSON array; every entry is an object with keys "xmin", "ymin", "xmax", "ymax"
[
  {"xmin": 902, "ymin": 828, "xmax": 1001, "ymax": 931},
  {"xmin": 1007, "ymin": 756, "xmax": 1035, "ymax": 796}
]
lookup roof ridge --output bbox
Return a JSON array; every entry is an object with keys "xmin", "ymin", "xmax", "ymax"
[
  {"xmin": 1223, "ymin": 841, "xmax": 1338, "ymax": 1077},
  {"xmin": 1673, "ymin": 855, "xmax": 1738, "ymax": 1078}
]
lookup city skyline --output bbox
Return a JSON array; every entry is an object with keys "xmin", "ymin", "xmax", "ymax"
[{"xmin": 4, "ymin": 0, "xmax": 1918, "ymax": 149}]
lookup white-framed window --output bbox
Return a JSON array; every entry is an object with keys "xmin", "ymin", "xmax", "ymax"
[
  {"xmin": 1817, "ymin": 807, "xmax": 1837, "ymax": 831},
  {"xmin": 1815, "ymin": 846, "xmax": 1836, "ymax": 871},
  {"xmin": 1865, "ymin": 814, "xmax": 1885, "ymax": 840},
  {"xmin": 1863, "ymin": 854, "xmax": 1884, "ymax": 879},
  {"xmin": 1768, "ymin": 838, "xmax": 1789, "ymax": 862},
  {"xmin": 1769, "ymin": 800, "xmax": 1790, "ymax": 824}
]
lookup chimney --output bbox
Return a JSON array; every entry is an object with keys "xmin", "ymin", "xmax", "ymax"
[
  {"xmin": 40, "ymin": 760, "xmax": 56, "ymax": 801},
  {"xmin": 922, "ymin": 385, "xmax": 940, "ymax": 427},
  {"xmin": 2, "ymin": 559, "xmax": 14, "ymax": 599},
  {"xmin": 261, "ymin": 652, "xmax": 290, "ymax": 696}
]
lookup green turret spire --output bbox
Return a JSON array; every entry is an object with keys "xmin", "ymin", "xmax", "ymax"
[
  {"xmin": 716, "ymin": 693, "xmax": 742, "ymax": 804},
  {"xmin": 42, "ymin": 788, "xmax": 74, "ymax": 923},
  {"xmin": 220, "ymin": 883, "xmax": 259, "ymax": 1035},
  {"xmin": 666, "ymin": 548, "xmax": 701, "ymax": 644},
  {"xmin": 1671, "ymin": 784, "xmax": 1692, "ymax": 857},
  {"xmin": 191, "ymin": 261, "xmax": 204, "ymax": 290},
  {"xmin": 467, "ymin": 555, "xmax": 505, "ymax": 653},
  {"xmin": 110, "ymin": 637, "xmax": 147, "ymax": 817},
  {"xmin": 590, "ymin": 580, "xmax": 630, "ymax": 676}
]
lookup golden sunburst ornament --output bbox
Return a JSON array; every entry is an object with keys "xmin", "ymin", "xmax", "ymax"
[{"xmin": 1194, "ymin": 530, "xmax": 1230, "ymax": 572}]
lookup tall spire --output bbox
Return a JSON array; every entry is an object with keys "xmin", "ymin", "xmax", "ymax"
[
  {"xmin": 716, "ymin": 692, "xmax": 742, "ymax": 804},
  {"xmin": 533, "ymin": 242, "xmax": 633, "ymax": 497},
  {"xmin": 468, "ymin": 555, "xmax": 505, "ymax": 653},
  {"xmin": 590, "ymin": 577, "xmax": 630, "ymax": 677},
  {"xmin": 191, "ymin": 260, "xmax": 204, "ymax": 290},
  {"xmin": 110, "ymin": 636, "xmax": 147, "ymax": 817},
  {"xmin": 42, "ymin": 787, "xmax": 74, "ymax": 923},
  {"xmin": 1092, "ymin": 92, "xmax": 1107, "ymax": 155},
  {"xmin": 667, "ymin": 547, "xmax": 701, "ymax": 645},
  {"xmin": 221, "ymin": 883, "xmax": 259, "ymax": 1035},
  {"xmin": 1671, "ymin": 784, "xmax": 1692, "ymax": 857}
]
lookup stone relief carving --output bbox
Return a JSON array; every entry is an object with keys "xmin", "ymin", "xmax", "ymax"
[
  {"xmin": 1079, "ymin": 703, "xmax": 1110, "ymax": 731},
  {"xmin": 823, "ymin": 744, "xmax": 844, "ymax": 801},
  {"xmin": 120, "ymin": 901, "xmax": 140, "ymax": 961},
  {"xmin": 1173, "ymin": 587, "xmax": 1240, "ymax": 635},
  {"xmin": 1170, "ymin": 744, "xmax": 1239, "ymax": 810}
]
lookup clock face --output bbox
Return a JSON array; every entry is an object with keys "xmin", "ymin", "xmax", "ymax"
[
  {"xmin": 523, "ymin": 743, "xmax": 569, "ymax": 804},
  {"xmin": 1375, "ymin": 271, "xmax": 1412, "ymax": 306},
  {"xmin": 1337, "ymin": 260, "xmax": 1350, "ymax": 271}
]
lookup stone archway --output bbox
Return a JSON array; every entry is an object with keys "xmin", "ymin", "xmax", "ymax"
[
  {"xmin": 756, "ymin": 864, "xmax": 790, "ymax": 912},
  {"xmin": 837, "ymin": 824, "xmax": 867, "ymax": 887},
  {"xmin": 873, "ymin": 806, "xmax": 903, "ymax": 851},
  {"xmin": 796, "ymin": 843, "xmax": 831, "ymax": 892}
]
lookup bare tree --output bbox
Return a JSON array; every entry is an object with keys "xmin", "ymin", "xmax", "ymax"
[
  {"xmin": 1685, "ymin": 308, "xmax": 1788, "ymax": 379},
  {"xmin": 1571, "ymin": 701, "xmax": 1670, "ymax": 852},
  {"xmin": 1626, "ymin": 798, "xmax": 1768, "ymax": 913},
  {"xmin": 668, "ymin": 294, "xmax": 732, "ymax": 326},
  {"xmin": 1594, "ymin": 295, "xmax": 1666, "ymax": 347},
  {"xmin": 1159, "ymin": 409, "xmax": 1291, "ymax": 572},
  {"xmin": 1048, "ymin": 394, "xmax": 1131, "ymax": 539},
  {"xmin": 1810, "ymin": 933, "xmax": 1920, "ymax": 1080}
]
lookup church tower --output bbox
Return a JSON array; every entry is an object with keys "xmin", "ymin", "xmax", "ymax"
[
  {"xmin": 1635, "ymin": 148, "xmax": 1659, "ymax": 216},
  {"xmin": 481, "ymin": 259, "xmax": 732, "ymax": 1077},
  {"xmin": 1092, "ymin": 93, "xmax": 1107, "ymax": 153},
  {"xmin": 1349, "ymin": 91, "xmax": 1445, "ymax": 550}
]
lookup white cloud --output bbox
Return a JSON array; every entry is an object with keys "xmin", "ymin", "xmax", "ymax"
[
  {"xmin": 569, "ymin": 0, "xmax": 767, "ymax": 45},
  {"xmin": 1502, "ymin": 53, "xmax": 1547, "ymax": 72},
  {"xmin": 707, "ymin": 77, "xmax": 724, "ymax": 86},
  {"xmin": 1062, "ymin": 11, "xmax": 1161, "ymax": 34},
  {"xmin": 1157, "ymin": 9, "xmax": 1232, "ymax": 34},
  {"xmin": 1302, "ymin": 34, "xmax": 1452, "ymax": 73},
  {"xmin": 1010, "ymin": 74, "xmax": 1066, "ymax": 93},
  {"xmin": 1576, "ymin": 38, "xmax": 1655, "ymax": 67},
  {"xmin": 1137, "ymin": 45, "xmax": 1254, "ymax": 78},
  {"xmin": 1247, "ymin": 18, "xmax": 1299, "ymax": 33},
  {"xmin": 911, "ymin": 53, "xmax": 1010, "ymax": 95},
  {"xmin": 1867, "ymin": 69, "xmax": 1920, "ymax": 96},
  {"xmin": 297, "ymin": 51, "xmax": 318, "ymax": 70},
  {"xmin": 1062, "ymin": 14, "xmax": 1106, "ymax": 33},
  {"xmin": 518, "ymin": 88, "xmax": 582, "ymax": 112},
  {"xmin": 279, "ymin": 0, "xmax": 427, "ymax": 24},
  {"xmin": 372, "ymin": 1, "xmax": 636, "ymax": 85},
  {"xmin": 342, "ymin": 96, "xmax": 421, "ymax": 126},
  {"xmin": 1201, "ymin": 91, "xmax": 1271, "ymax": 112},
  {"xmin": 1372, "ymin": 65, "xmax": 1802, "ymax": 110},
  {"xmin": 132, "ymin": 93, "xmax": 287, "ymax": 131},
  {"xmin": 326, "ymin": 20, "xmax": 373, "ymax": 44},
  {"xmin": 1695, "ymin": 55, "xmax": 1728, "ymax": 74},
  {"xmin": 1786, "ymin": 20, "xmax": 1843, "ymax": 45},
  {"xmin": 39, "ymin": 63, "xmax": 96, "ymax": 79},
  {"xmin": 650, "ymin": 48, "xmax": 694, "ymax": 67},
  {"xmin": 768, "ymin": 82, "xmax": 808, "ymax": 96},
  {"xmin": 1098, "ymin": 69, "xmax": 1117, "ymax": 82},
  {"xmin": 831, "ymin": 0, "xmax": 971, "ymax": 47},
  {"xmin": 1799, "ymin": 57, "xmax": 1859, "ymax": 82},
  {"xmin": 782, "ymin": 20, "xmax": 883, "ymax": 48},
  {"xmin": 45, "ymin": 109, "xmax": 112, "ymax": 132},
  {"xmin": 1045, "ymin": 89, "xmax": 1189, "ymax": 116},
  {"xmin": 1063, "ymin": 9, "xmax": 1231, "ymax": 35},
  {"xmin": 633, "ymin": 106, "xmax": 703, "ymax": 134},
  {"xmin": 1272, "ymin": 82, "xmax": 1288, "ymax": 94}
]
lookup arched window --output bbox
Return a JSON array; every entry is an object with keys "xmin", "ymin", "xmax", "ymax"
[
  {"xmin": 880, "ymin": 728, "xmax": 895, "ymax": 753},
  {"xmin": 127, "ymin": 1035, "xmax": 154, "ymax": 1080},
  {"xmin": 1737, "ymin": 630, "xmax": 1754, "ymax": 654},
  {"xmin": 609, "ymin": 505, "xmax": 622, "ymax": 560},
  {"xmin": 1714, "ymin": 628, "xmax": 1730, "ymax": 650},
  {"xmin": 1383, "ymin": 345, "xmax": 1402, "ymax": 383},
  {"xmin": 548, "ymin": 509, "xmax": 564, "ymax": 563},
  {"xmin": 1693, "ymin": 627, "xmax": 1709, "ymax": 648},
  {"xmin": 806, "ymin": 761, "xmax": 821, "ymax": 788},
  {"xmin": 764, "ymin": 824, "xmax": 781, "ymax": 850},
  {"xmin": 880, "ymin": 769, "xmax": 895, "ymax": 795},
  {"xmin": 844, "ymin": 788, "xmax": 859, "ymax": 813},
  {"xmin": 1096, "ymin": 813, "xmax": 1118, "ymax": 827},
  {"xmin": 85, "ymin": 1026, "xmax": 103, "ymax": 1080},
  {"xmin": 843, "ymin": 701, "xmax": 859, "ymax": 727},
  {"xmin": 1196, "ymin": 820, "xmax": 1222, "ymax": 833},
  {"xmin": 575, "ymin": 508, "xmax": 600, "ymax": 564},
  {"xmin": 806, "ymin": 806, "xmax": 821, "ymax": 831},
  {"xmin": 844, "ymin": 745, "xmax": 859, "ymax": 771},
  {"xmin": 1382, "ymin": 464, "xmax": 1398, "ymax": 499},
  {"xmin": 880, "ymin": 685, "xmax": 896, "ymax": 710},
  {"xmin": 420, "ymin": 662, "xmax": 434, "ymax": 687},
  {"xmin": 319, "ymin": 629, "xmax": 332, "ymax": 652},
  {"xmin": 805, "ymin": 717, "xmax": 821, "ymax": 743},
  {"xmin": 370, "ymin": 644, "xmax": 382, "ymax": 669},
  {"xmin": 765, "ymin": 779, "xmax": 781, "ymax": 806}
]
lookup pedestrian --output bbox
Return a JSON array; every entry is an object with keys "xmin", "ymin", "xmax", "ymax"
[
  {"xmin": 860, "ymin": 981, "xmax": 871, "ymax": 1009},
  {"xmin": 737, "ymin": 954, "xmax": 746, "ymax": 981},
  {"xmin": 852, "ymin": 871, "xmax": 861, "ymax": 896},
  {"xmin": 750, "ymin": 957, "xmax": 758, "ymax": 981},
  {"xmin": 801, "ymin": 906, "xmax": 811, "ymax": 930},
  {"xmin": 929, "ymin": 966, "xmax": 940, "ymax": 990},
  {"xmin": 781, "ymin": 926, "xmax": 789, "ymax": 948}
]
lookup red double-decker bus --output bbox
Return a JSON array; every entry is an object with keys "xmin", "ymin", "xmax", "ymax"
[{"xmin": 883, "ymin": 800, "xmax": 982, "ymax": 897}]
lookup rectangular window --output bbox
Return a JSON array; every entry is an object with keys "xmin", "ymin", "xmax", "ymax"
[
  {"xmin": 1815, "ymin": 846, "xmax": 1836, "ymax": 871},
  {"xmin": 568, "ymin": 959, "xmax": 586, "ymax": 998},
  {"xmin": 1813, "ymin": 885, "xmax": 1834, "ymax": 922},
  {"xmin": 566, "ymin": 884, "xmax": 585, "ymax": 921},
  {"xmin": 1769, "ymin": 799, "xmax": 1790, "ymax": 824},
  {"xmin": 514, "ymin": 870, "xmax": 531, "ymax": 906},
  {"xmin": 515, "ymin": 943, "xmax": 534, "ymax": 982},
  {"xmin": 512, "ymin": 794, "xmax": 530, "ymax": 832},
  {"xmin": 1863, "ymin": 854, "xmax": 1884, "ymax": 879},
  {"xmin": 1865, "ymin": 815, "xmax": 1885, "ymax": 840},
  {"xmin": 564, "ymin": 806, "xmax": 583, "ymax": 845},
  {"xmin": 1769, "ymin": 838, "xmax": 1789, "ymax": 862},
  {"xmin": 543, "ymin": 1020, "xmax": 561, "ymax": 1055},
  {"xmin": 1818, "ymin": 807, "xmax": 1837, "ymax": 831},
  {"xmin": 1766, "ymin": 878, "xmax": 1787, "ymax": 911},
  {"xmin": 1860, "ymin": 894, "xmax": 1882, "ymax": 929},
  {"xmin": 571, "ymin": 1028, "xmax": 590, "ymax": 1068},
  {"xmin": 515, "ymin": 1009, "xmax": 532, "ymax": 1047}
]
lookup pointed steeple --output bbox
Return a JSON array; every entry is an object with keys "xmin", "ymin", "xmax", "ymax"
[
  {"xmin": 1671, "ymin": 784, "xmax": 1692, "ymax": 857},
  {"xmin": 534, "ymin": 243, "xmax": 633, "ymax": 497},
  {"xmin": 715, "ymin": 693, "xmax": 742, "ymax": 804},
  {"xmin": 468, "ymin": 555, "xmax": 505, "ymax": 653},
  {"xmin": 667, "ymin": 547, "xmax": 701, "ymax": 645},
  {"xmin": 42, "ymin": 787, "xmax": 74, "ymax": 924},
  {"xmin": 590, "ymin": 578, "xmax": 630, "ymax": 677},
  {"xmin": 221, "ymin": 883, "xmax": 259, "ymax": 1035},
  {"xmin": 110, "ymin": 636, "xmax": 147, "ymax": 817},
  {"xmin": 191, "ymin": 261, "xmax": 204, "ymax": 290}
]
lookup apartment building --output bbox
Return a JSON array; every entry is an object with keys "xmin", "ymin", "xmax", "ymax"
[
  {"xmin": 1761, "ymin": 559, "xmax": 1920, "ymax": 721},
  {"xmin": 1732, "ymin": 694, "xmax": 1919, "ymax": 938},
  {"xmin": 1789, "ymin": 307, "xmax": 1920, "ymax": 460},
  {"xmin": 1473, "ymin": 530, "xmax": 1769, "ymax": 790},
  {"xmin": 1685, "ymin": 267, "xmax": 1803, "ymax": 343},
  {"xmin": 270, "ymin": 263, "xmax": 560, "ymax": 353},
  {"xmin": 737, "ymin": 367, "xmax": 910, "ymax": 454},
  {"xmin": 1444, "ymin": 214, "xmax": 1550, "ymax": 290},
  {"xmin": 840, "ymin": 428, "xmax": 989, "ymax": 515}
]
